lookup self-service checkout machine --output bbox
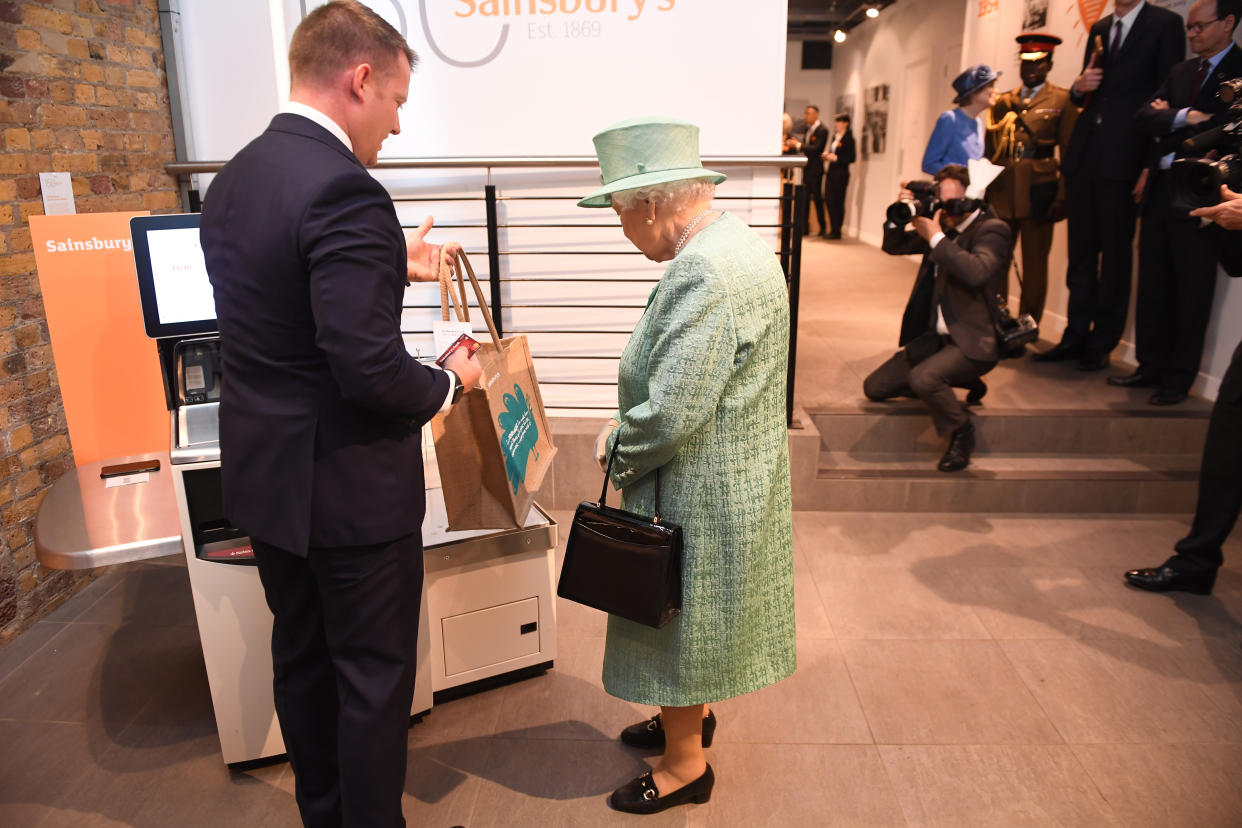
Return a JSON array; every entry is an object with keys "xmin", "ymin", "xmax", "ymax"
[{"xmin": 123, "ymin": 213, "xmax": 558, "ymax": 764}]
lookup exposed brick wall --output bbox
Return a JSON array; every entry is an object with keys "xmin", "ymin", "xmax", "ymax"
[{"xmin": 0, "ymin": 0, "xmax": 181, "ymax": 644}]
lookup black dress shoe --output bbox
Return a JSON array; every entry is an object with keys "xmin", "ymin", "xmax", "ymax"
[
  {"xmin": 1124, "ymin": 565, "xmax": 1216, "ymax": 595},
  {"xmin": 621, "ymin": 710, "xmax": 716, "ymax": 749},
  {"xmin": 1149, "ymin": 389, "xmax": 1187, "ymax": 405},
  {"xmin": 965, "ymin": 379, "xmax": 987, "ymax": 406},
  {"xmin": 938, "ymin": 422, "xmax": 975, "ymax": 472},
  {"xmin": 826, "ymin": 232, "xmax": 842, "ymax": 240},
  {"xmin": 1107, "ymin": 370, "xmax": 1156, "ymax": 387},
  {"xmin": 817, "ymin": 231, "xmax": 831, "ymax": 238},
  {"xmin": 1076, "ymin": 351, "xmax": 1110, "ymax": 371},
  {"xmin": 609, "ymin": 765, "xmax": 714, "ymax": 814}
]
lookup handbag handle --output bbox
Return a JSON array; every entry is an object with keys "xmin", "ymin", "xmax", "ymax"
[
  {"xmin": 600, "ymin": 435, "xmax": 663, "ymax": 523},
  {"xmin": 437, "ymin": 247, "xmax": 503, "ymax": 348}
]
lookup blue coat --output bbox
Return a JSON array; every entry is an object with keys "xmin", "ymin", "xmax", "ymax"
[{"xmin": 922, "ymin": 108, "xmax": 984, "ymax": 175}]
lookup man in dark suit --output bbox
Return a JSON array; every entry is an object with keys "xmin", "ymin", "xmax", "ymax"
[
  {"xmin": 1034, "ymin": 0, "xmax": 1183, "ymax": 370},
  {"xmin": 1111, "ymin": 0, "xmax": 1242, "ymax": 405},
  {"xmin": 986, "ymin": 33, "xmax": 1078, "ymax": 324},
  {"xmin": 1126, "ymin": 182, "xmax": 1242, "ymax": 595},
  {"xmin": 199, "ymin": 3, "xmax": 482, "ymax": 825},
  {"xmin": 790, "ymin": 104, "xmax": 829, "ymax": 236},
  {"xmin": 864, "ymin": 164, "xmax": 1013, "ymax": 472},
  {"xmin": 823, "ymin": 113, "xmax": 856, "ymax": 239}
]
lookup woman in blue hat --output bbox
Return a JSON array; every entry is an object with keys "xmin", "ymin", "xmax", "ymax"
[
  {"xmin": 922, "ymin": 64, "xmax": 1001, "ymax": 175},
  {"xmin": 579, "ymin": 117, "xmax": 796, "ymax": 815}
]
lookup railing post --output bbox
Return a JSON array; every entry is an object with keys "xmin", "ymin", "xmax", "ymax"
[
  {"xmin": 779, "ymin": 179, "xmax": 793, "ymax": 277},
  {"xmin": 485, "ymin": 183, "xmax": 503, "ymax": 338},
  {"xmin": 786, "ymin": 183, "xmax": 805, "ymax": 428}
]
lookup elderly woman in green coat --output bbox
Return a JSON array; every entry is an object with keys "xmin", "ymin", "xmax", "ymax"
[{"xmin": 578, "ymin": 117, "xmax": 796, "ymax": 815}]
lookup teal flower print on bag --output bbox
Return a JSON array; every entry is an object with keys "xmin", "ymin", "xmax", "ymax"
[{"xmin": 498, "ymin": 383, "xmax": 539, "ymax": 494}]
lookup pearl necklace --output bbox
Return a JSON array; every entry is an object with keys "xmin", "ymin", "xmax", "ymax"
[{"xmin": 674, "ymin": 209, "xmax": 714, "ymax": 257}]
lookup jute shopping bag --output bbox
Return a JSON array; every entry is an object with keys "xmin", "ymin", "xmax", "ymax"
[{"xmin": 430, "ymin": 249, "xmax": 556, "ymax": 529}]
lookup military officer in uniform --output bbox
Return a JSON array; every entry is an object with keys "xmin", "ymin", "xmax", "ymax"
[{"xmin": 986, "ymin": 33, "xmax": 1078, "ymax": 324}]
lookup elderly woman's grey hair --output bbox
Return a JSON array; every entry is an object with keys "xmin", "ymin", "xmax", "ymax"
[{"xmin": 611, "ymin": 179, "xmax": 716, "ymax": 214}]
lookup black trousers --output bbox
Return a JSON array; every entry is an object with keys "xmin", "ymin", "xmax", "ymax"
[
  {"xmin": 1062, "ymin": 173, "xmax": 1137, "ymax": 355},
  {"xmin": 1167, "ymin": 339, "xmax": 1242, "ymax": 574},
  {"xmin": 825, "ymin": 168, "xmax": 850, "ymax": 236},
  {"xmin": 1001, "ymin": 217, "xmax": 1054, "ymax": 323},
  {"xmin": 1135, "ymin": 173, "xmax": 1219, "ymax": 394},
  {"xmin": 863, "ymin": 339, "xmax": 995, "ymax": 436},
  {"xmin": 801, "ymin": 169, "xmax": 826, "ymax": 234},
  {"xmin": 253, "ymin": 533, "xmax": 424, "ymax": 828}
]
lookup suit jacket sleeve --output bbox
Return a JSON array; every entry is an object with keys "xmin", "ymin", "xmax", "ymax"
[
  {"xmin": 606, "ymin": 254, "xmax": 736, "ymax": 489},
  {"xmin": 922, "ymin": 112, "xmax": 955, "ymax": 176},
  {"xmin": 929, "ymin": 220, "xmax": 1012, "ymax": 290},
  {"xmin": 1134, "ymin": 67, "xmax": 1180, "ymax": 137},
  {"xmin": 805, "ymin": 125, "xmax": 828, "ymax": 158},
  {"xmin": 304, "ymin": 171, "xmax": 449, "ymax": 424},
  {"xmin": 882, "ymin": 222, "xmax": 930, "ymax": 256},
  {"xmin": 837, "ymin": 132, "xmax": 856, "ymax": 166}
]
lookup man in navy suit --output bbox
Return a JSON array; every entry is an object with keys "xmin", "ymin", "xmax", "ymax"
[
  {"xmin": 1034, "ymin": 0, "xmax": 1183, "ymax": 370},
  {"xmin": 200, "ymin": 3, "xmax": 481, "ymax": 825},
  {"xmin": 1112, "ymin": 0, "xmax": 1242, "ymax": 405}
]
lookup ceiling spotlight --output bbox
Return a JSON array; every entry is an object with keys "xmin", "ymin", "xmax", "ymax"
[
  {"xmin": 866, "ymin": 6, "xmax": 880, "ymax": 17},
  {"xmin": 833, "ymin": 28, "xmax": 847, "ymax": 43}
]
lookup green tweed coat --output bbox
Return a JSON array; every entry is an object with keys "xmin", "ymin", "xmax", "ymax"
[{"xmin": 602, "ymin": 212, "xmax": 796, "ymax": 707}]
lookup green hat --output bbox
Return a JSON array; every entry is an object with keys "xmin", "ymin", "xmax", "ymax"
[{"xmin": 577, "ymin": 116, "xmax": 726, "ymax": 208}]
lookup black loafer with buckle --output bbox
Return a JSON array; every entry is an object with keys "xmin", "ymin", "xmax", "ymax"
[
  {"xmin": 620, "ymin": 710, "xmax": 716, "ymax": 749},
  {"xmin": 608, "ymin": 765, "xmax": 715, "ymax": 814}
]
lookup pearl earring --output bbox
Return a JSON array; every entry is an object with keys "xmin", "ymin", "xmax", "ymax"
[{"xmin": 645, "ymin": 218, "xmax": 654, "ymax": 225}]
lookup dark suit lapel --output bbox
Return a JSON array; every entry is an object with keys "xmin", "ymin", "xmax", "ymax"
[
  {"xmin": 1198, "ymin": 45, "xmax": 1242, "ymax": 109},
  {"xmin": 1116, "ymin": 6, "xmax": 1153, "ymax": 62}
]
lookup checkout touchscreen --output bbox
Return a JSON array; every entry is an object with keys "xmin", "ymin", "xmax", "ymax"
[{"xmin": 131, "ymin": 213, "xmax": 218, "ymax": 339}]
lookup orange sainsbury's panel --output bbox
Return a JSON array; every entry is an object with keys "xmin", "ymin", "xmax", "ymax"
[{"xmin": 30, "ymin": 211, "xmax": 167, "ymax": 467}]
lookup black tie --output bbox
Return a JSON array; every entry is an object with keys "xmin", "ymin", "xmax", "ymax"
[
  {"xmin": 1109, "ymin": 20, "xmax": 1123, "ymax": 65},
  {"xmin": 945, "ymin": 228, "xmax": 960, "ymax": 240},
  {"xmin": 1190, "ymin": 59, "xmax": 1210, "ymax": 102}
]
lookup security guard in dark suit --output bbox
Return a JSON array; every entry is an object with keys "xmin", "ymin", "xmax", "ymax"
[{"xmin": 986, "ymin": 33, "xmax": 1078, "ymax": 324}]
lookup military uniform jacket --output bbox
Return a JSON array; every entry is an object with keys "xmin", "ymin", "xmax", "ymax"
[{"xmin": 986, "ymin": 82, "xmax": 1078, "ymax": 221}]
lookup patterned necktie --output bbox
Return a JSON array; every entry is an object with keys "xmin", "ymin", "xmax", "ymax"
[
  {"xmin": 1190, "ymin": 59, "xmax": 1210, "ymax": 102},
  {"xmin": 1109, "ymin": 19, "xmax": 1123, "ymax": 65}
]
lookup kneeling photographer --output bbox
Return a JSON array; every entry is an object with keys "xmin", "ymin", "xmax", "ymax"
[{"xmin": 863, "ymin": 164, "xmax": 1012, "ymax": 472}]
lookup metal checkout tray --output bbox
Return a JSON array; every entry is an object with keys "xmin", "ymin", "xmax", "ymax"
[{"xmin": 34, "ymin": 213, "xmax": 558, "ymax": 765}]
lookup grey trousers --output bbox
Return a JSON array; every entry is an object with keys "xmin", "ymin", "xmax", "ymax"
[{"xmin": 863, "ymin": 340, "xmax": 995, "ymax": 436}]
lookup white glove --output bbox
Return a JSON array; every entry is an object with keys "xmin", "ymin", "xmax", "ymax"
[{"xmin": 593, "ymin": 418, "xmax": 620, "ymax": 473}]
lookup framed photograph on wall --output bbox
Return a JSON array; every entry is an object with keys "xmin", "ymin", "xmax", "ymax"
[{"xmin": 863, "ymin": 84, "xmax": 890, "ymax": 158}]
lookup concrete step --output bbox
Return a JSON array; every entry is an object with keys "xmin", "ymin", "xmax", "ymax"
[
  {"xmin": 810, "ymin": 404, "xmax": 1211, "ymax": 456},
  {"xmin": 798, "ymin": 404, "xmax": 1206, "ymax": 514},
  {"xmin": 807, "ymin": 451, "xmax": 1198, "ymax": 513}
]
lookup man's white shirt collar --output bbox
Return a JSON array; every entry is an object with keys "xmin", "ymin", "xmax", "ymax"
[{"xmin": 283, "ymin": 101, "xmax": 353, "ymax": 154}]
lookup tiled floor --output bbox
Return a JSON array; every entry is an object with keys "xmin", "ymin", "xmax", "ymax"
[{"xmin": 2, "ymin": 239, "xmax": 1240, "ymax": 826}]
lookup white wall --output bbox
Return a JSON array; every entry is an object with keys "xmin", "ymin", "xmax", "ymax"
[{"xmin": 786, "ymin": 0, "xmax": 968, "ymax": 247}]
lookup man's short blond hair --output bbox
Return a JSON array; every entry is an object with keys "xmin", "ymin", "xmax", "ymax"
[{"xmin": 289, "ymin": 1, "xmax": 417, "ymax": 89}]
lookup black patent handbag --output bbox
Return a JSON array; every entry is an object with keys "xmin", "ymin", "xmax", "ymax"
[{"xmin": 556, "ymin": 438, "xmax": 683, "ymax": 629}]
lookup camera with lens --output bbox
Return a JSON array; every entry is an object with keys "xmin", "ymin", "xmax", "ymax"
[
  {"xmin": 886, "ymin": 180, "xmax": 939, "ymax": 225},
  {"xmin": 1170, "ymin": 78, "xmax": 1242, "ymax": 213},
  {"xmin": 886, "ymin": 179, "xmax": 983, "ymax": 226}
]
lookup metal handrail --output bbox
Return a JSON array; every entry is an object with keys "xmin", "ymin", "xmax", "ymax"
[
  {"xmin": 165, "ymin": 155, "xmax": 805, "ymax": 175},
  {"xmin": 170, "ymin": 157, "xmax": 805, "ymax": 423}
]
